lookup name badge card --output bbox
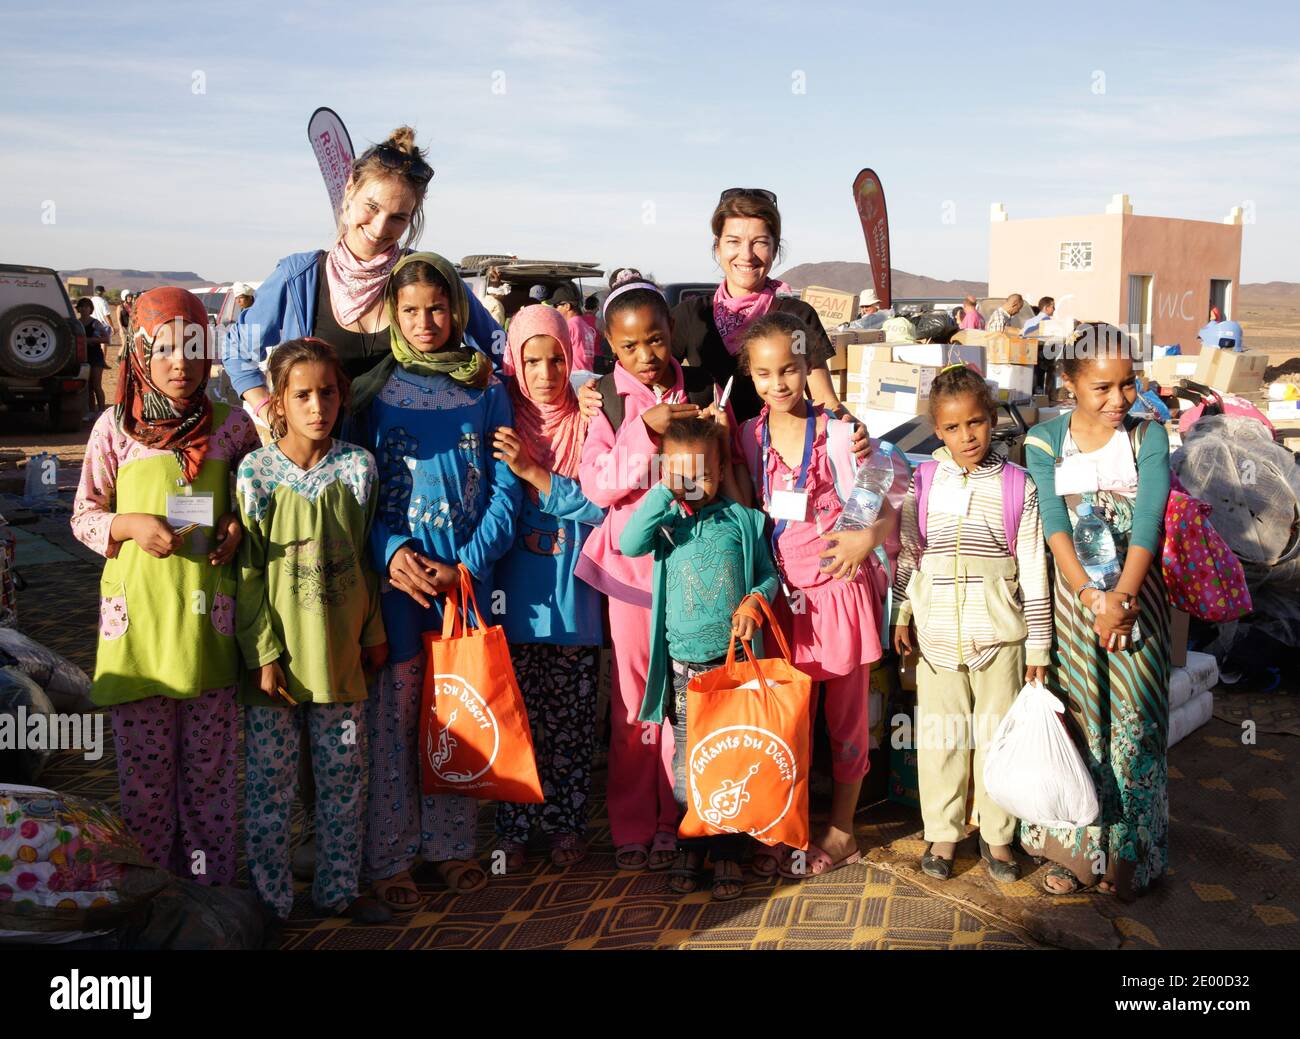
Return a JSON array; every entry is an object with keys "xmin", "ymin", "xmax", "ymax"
[
  {"xmin": 166, "ymin": 491, "xmax": 215, "ymax": 530},
  {"xmin": 1054, "ymin": 455, "xmax": 1100, "ymax": 496},
  {"xmin": 930, "ymin": 483, "xmax": 972, "ymax": 516},
  {"xmin": 769, "ymin": 489, "xmax": 810, "ymax": 522}
]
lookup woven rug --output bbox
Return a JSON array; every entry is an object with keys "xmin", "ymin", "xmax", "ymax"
[
  {"xmin": 1213, "ymin": 691, "xmax": 1300, "ymax": 738},
  {"xmin": 868, "ymin": 718, "xmax": 1300, "ymax": 949}
]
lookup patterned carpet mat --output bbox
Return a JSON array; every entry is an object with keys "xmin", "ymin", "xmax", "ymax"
[
  {"xmin": 18, "ymin": 544, "xmax": 1295, "ymax": 949},
  {"xmin": 868, "ymin": 718, "xmax": 1300, "ymax": 949},
  {"xmin": 1213, "ymin": 691, "xmax": 1300, "ymax": 737}
]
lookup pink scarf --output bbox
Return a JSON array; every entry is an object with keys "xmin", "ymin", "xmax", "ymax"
[
  {"xmin": 324, "ymin": 238, "xmax": 401, "ymax": 327},
  {"xmin": 503, "ymin": 305, "xmax": 589, "ymax": 480},
  {"xmin": 713, "ymin": 278, "xmax": 791, "ymax": 355}
]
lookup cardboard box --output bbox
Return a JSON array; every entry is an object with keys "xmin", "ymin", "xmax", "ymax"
[
  {"xmin": 868, "ymin": 361, "xmax": 938, "ymax": 415},
  {"xmin": 891, "ymin": 342, "xmax": 986, "ymax": 370},
  {"xmin": 986, "ymin": 363, "xmax": 1034, "ymax": 402},
  {"xmin": 854, "ymin": 406, "xmax": 922, "ymax": 441},
  {"xmin": 828, "ymin": 328, "xmax": 885, "ymax": 371},
  {"xmin": 1267, "ymin": 399, "xmax": 1300, "ymax": 420},
  {"xmin": 847, "ymin": 341, "xmax": 892, "ymax": 377},
  {"xmin": 1150, "ymin": 355, "xmax": 1200, "ymax": 386},
  {"xmin": 1170, "ymin": 609, "xmax": 1190, "ymax": 669},
  {"xmin": 802, "ymin": 285, "xmax": 857, "ymax": 329},
  {"xmin": 985, "ymin": 332, "xmax": 1040, "ymax": 366},
  {"xmin": 1194, "ymin": 349, "xmax": 1268, "ymax": 395},
  {"xmin": 951, "ymin": 329, "xmax": 988, "ymax": 346}
]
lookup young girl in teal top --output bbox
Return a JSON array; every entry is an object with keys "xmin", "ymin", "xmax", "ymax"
[
  {"xmin": 621, "ymin": 416, "xmax": 779, "ymax": 901},
  {"xmin": 1020, "ymin": 324, "xmax": 1171, "ymax": 900}
]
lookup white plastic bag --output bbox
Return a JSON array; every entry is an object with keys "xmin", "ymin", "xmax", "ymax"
[{"xmin": 982, "ymin": 682, "xmax": 1099, "ymax": 829}]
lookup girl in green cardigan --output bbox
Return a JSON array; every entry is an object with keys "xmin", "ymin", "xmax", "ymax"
[
  {"xmin": 236, "ymin": 338, "xmax": 390, "ymax": 923},
  {"xmin": 1020, "ymin": 324, "xmax": 1171, "ymax": 900}
]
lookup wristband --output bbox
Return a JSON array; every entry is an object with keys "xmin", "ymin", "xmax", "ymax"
[{"xmin": 253, "ymin": 395, "xmax": 273, "ymax": 417}]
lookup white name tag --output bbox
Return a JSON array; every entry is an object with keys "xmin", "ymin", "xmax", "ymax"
[
  {"xmin": 1054, "ymin": 455, "xmax": 1100, "ymax": 496},
  {"xmin": 166, "ymin": 491, "xmax": 215, "ymax": 529},
  {"xmin": 930, "ymin": 483, "xmax": 972, "ymax": 516},
  {"xmin": 769, "ymin": 489, "xmax": 810, "ymax": 522}
]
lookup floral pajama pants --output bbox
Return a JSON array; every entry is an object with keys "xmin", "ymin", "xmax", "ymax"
[
  {"xmin": 110, "ymin": 686, "xmax": 238, "ymax": 885},
  {"xmin": 364, "ymin": 655, "xmax": 477, "ymax": 881},
  {"xmin": 494, "ymin": 643, "xmax": 599, "ymax": 844},
  {"xmin": 244, "ymin": 702, "xmax": 365, "ymax": 920}
]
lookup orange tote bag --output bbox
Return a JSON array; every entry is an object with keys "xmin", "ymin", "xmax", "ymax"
[
  {"xmin": 680, "ymin": 595, "xmax": 812, "ymax": 849},
  {"xmin": 420, "ymin": 565, "xmax": 544, "ymax": 802}
]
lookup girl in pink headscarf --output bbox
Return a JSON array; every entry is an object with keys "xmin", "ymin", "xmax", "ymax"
[{"xmin": 490, "ymin": 306, "xmax": 604, "ymax": 869}]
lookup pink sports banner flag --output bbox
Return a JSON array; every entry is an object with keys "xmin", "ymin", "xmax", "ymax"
[
  {"xmin": 852, "ymin": 168, "xmax": 891, "ymax": 309},
  {"xmin": 307, "ymin": 107, "xmax": 355, "ymax": 220}
]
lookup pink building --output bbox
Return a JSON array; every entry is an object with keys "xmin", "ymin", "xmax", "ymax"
[{"xmin": 988, "ymin": 194, "xmax": 1244, "ymax": 354}]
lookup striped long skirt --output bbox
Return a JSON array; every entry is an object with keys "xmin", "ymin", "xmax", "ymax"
[{"xmin": 1020, "ymin": 562, "xmax": 1171, "ymax": 899}]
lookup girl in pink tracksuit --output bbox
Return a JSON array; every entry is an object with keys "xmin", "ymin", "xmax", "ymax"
[{"xmin": 576, "ymin": 269, "xmax": 743, "ymax": 872}]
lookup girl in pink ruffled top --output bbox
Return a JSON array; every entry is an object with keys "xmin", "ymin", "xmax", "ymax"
[{"xmin": 737, "ymin": 312, "xmax": 909, "ymax": 880}]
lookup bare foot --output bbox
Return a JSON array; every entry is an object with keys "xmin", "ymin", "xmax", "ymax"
[
  {"xmin": 985, "ymin": 842, "xmax": 1014, "ymax": 863},
  {"xmin": 812, "ymin": 825, "xmax": 860, "ymax": 864}
]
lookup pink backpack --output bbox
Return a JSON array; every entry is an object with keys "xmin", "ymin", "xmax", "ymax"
[
  {"xmin": 912, "ymin": 459, "xmax": 1028, "ymax": 554},
  {"xmin": 1161, "ymin": 472, "xmax": 1252, "ymax": 622}
]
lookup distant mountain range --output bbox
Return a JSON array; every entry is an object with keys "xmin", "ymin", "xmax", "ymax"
[
  {"xmin": 62, "ymin": 264, "xmax": 1300, "ymax": 304},
  {"xmin": 778, "ymin": 262, "xmax": 987, "ymax": 299},
  {"xmin": 61, "ymin": 268, "xmax": 208, "ymax": 291}
]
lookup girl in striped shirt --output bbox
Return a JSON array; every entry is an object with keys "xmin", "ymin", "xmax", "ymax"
[{"xmin": 891, "ymin": 364, "xmax": 1051, "ymax": 884}]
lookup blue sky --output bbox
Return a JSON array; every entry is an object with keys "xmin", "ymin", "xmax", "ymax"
[{"xmin": 2, "ymin": 0, "xmax": 1297, "ymax": 285}]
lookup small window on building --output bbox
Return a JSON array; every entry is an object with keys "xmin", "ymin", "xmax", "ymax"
[{"xmin": 1059, "ymin": 241, "xmax": 1093, "ymax": 272}]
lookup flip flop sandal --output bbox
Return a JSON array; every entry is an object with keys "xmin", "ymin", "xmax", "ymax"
[
  {"xmin": 711, "ymin": 861, "xmax": 745, "ymax": 902},
  {"xmin": 615, "ymin": 843, "xmax": 650, "ymax": 871},
  {"xmin": 667, "ymin": 850, "xmax": 703, "ymax": 894},
  {"xmin": 549, "ymin": 833, "xmax": 587, "ymax": 868},
  {"xmin": 495, "ymin": 839, "xmax": 528, "ymax": 873},
  {"xmin": 1041, "ymin": 864, "xmax": 1082, "ymax": 895},
  {"xmin": 751, "ymin": 844, "xmax": 785, "ymax": 878},
  {"xmin": 647, "ymin": 831, "xmax": 678, "ymax": 872},
  {"xmin": 435, "ymin": 859, "xmax": 488, "ymax": 895},
  {"xmin": 372, "ymin": 873, "xmax": 423, "ymax": 913}
]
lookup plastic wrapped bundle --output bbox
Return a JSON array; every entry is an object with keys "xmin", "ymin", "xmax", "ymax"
[
  {"xmin": 1172, "ymin": 416, "xmax": 1300, "ymax": 587},
  {"xmin": 1169, "ymin": 688, "xmax": 1214, "ymax": 748}
]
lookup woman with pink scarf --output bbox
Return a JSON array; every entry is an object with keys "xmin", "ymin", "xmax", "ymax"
[
  {"xmin": 576, "ymin": 191, "xmax": 851, "ymax": 426},
  {"xmin": 221, "ymin": 125, "xmax": 501, "ymax": 443}
]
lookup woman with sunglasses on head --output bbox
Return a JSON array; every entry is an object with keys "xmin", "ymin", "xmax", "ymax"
[
  {"xmin": 222, "ymin": 126, "xmax": 503, "ymax": 444},
  {"xmin": 580, "ymin": 189, "xmax": 855, "ymax": 428}
]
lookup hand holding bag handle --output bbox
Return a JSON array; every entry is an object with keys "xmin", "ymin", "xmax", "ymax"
[
  {"xmin": 725, "ymin": 593, "xmax": 794, "ymax": 691},
  {"xmin": 441, "ymin": 563, "xmax": 487, "ymax": 640}
]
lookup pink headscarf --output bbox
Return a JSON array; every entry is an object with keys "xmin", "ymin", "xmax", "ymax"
[
  {"xmin": 713, "ymin": 277, "xmax": 792, "ymax": 355},
  {"xmin": 324, "ymin": 238, "xmax": 401, "ymax": 326},
  {"xmin": 503, "ymin": 305, "xmax": 589, "ymax": 480}
]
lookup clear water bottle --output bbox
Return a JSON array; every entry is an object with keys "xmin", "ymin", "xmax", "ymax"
[
  {"xmin": 1072, "ymin": 502, "xmax": 1122, "ymax": 589},
  {"xmin": 834, "ymin": 440, "xmax": 896, "ymax": 531}
]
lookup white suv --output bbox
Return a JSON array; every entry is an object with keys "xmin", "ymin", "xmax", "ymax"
[{"xmin": 0, "ymin": 264, "xmax": 88, "ymax": 431}]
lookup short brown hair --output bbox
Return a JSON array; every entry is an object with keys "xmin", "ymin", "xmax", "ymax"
[
  {"xmin": 266, "ymin": 337, "xmax": 351, "ymax": 439},
  {"xmin": 710, "ymin": 192, "xmax": 783, "ymax": 260},
  {"xmin": 339, "ymin": 125, "xmax": 430, "ymax": 249}
]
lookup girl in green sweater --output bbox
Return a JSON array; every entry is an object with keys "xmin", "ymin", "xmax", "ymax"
[{"xmin": 236, "ymin": 338, "xmax": 390, "ymax": 923}]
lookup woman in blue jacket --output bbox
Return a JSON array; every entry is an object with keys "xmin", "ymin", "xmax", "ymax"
[{"xmin": 221, "ymin": 125, "xmax": 501, "ymax": 439}]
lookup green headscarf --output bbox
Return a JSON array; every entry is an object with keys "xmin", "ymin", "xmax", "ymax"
[{"xmin": 349, "ymin": 251, "xmax": 492, "ymax": 413}]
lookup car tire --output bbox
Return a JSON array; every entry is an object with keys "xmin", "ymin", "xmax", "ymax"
[{"xmin": 0, "ymin": 304, "xmax": 76, "ymax": 379}]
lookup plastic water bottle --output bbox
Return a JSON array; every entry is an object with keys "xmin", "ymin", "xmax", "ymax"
[
  {"xmin": 1072, "ymin": 502, "xmax": 1121, "ymax": 589},
  {"xmin": 834, "ymin": 441, "xmax": 896, "ymax": 531}
]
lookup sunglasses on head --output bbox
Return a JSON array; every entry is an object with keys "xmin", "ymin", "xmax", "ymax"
[
  {"xmin": 363, "ymin": 143, "xmax": 435, "ymax": 185},
  {"xmin": 719, "ymin": 187, "xmax": 777, "ymax": 205}
]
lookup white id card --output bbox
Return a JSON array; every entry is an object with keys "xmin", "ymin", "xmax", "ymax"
[
  {"xmin": 769, "ymin": 489, "xmax": 810, "ymax": 522},
  {"xmin": 166, "ymin": 491, "xmax": 215, "ymax": 529},
  {"xmin": 930, "ymin": 483, "xmax": 972, "ymax": 516},
  {"xmin": 1054, "ymin": 455, "xmax": 1100, "ymax": 495}
]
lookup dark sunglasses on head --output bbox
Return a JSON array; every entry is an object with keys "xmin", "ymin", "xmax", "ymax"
[
  {"xmin": 363, "ymin": 143, "xmax": 435, "ymax": 185},
  {"xmin": 719, "ymin": 187, "xmax": 777, "ymax": 205}
]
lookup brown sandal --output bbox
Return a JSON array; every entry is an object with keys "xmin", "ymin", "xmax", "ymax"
[
  {"xmin": 434, "ymin": 858, "xmax": 488, "ymax": 894},
  {"xmin": 372, "ymin": 872, "xmax": 422, "ymax": 913}
]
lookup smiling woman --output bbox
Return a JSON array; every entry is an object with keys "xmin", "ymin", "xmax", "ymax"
[
  {"xmin": 668, "ymin": 189, "xmax": 850, "ymax": 425},
  {"xmin": 221, "ymin": 125, "xmax": 502, "ymax": 432}
]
